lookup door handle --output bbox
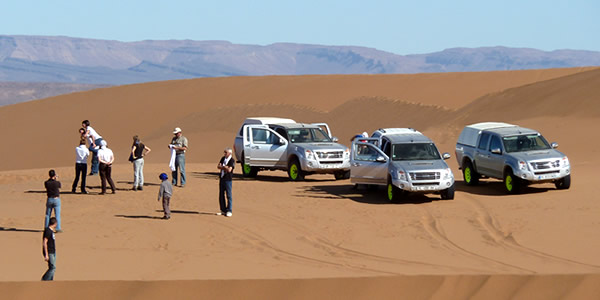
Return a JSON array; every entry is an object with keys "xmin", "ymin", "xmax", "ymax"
[{"xmin": 251, "ymin": 146, "xmax": 259, "ymax": 149}]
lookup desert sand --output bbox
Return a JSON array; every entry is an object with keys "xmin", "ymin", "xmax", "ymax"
[{"xmin": 1, "ymin": 67, "xmax": 600, "ymax": 299}]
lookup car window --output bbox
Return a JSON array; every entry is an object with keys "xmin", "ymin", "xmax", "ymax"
[
  {"xmin": 354, "ymin": 144, "xmax": 381, "ymax": 161},
  {"xmin": 382, "ymin": 139, "xmax": 391, "ymax": 157},
  {"xmin": 275, "ymin": 128, "xmax": 288, "ymax": 141},
  {"xmin": 287, "ymin": 128, "xmax": 332, "ymax": 143},
  {"xmin": 478, "ymin": 133, "xmax": 491, "ymax": 150},
  {"xmin": 251, "ymin": 128, "xmax": 276, "ymax": 144},
  {"xmin": 503, "ymin": 134, "xmax": 551, "ymax": 153},
  {"xmin": 392, "ymin": 143, "xmax": 441, "ymax": 161},
  {"xmin": 489, "ymin": 136, "xmax": 502, "ymax": 152}
]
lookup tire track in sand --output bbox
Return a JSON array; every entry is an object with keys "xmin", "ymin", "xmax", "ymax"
[
  {"xmin": 418, "ymin": 205, "xmax": 534, "ymax": 273},
  {"xmin": 463, "ymin": 194, "xmax": 600, "ymax": 271},
  {"xmin": 242, "ymin": 207, "xmax": 488, "ymax": 274}
]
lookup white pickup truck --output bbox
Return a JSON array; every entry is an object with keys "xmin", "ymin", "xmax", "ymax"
[
  {"xmin": 233, "ymin": 117, "xmax": 351, "ymax": 181},
  {"xmin": 455, "ymin": 122, "xmax": 571, "ymax": 193}
]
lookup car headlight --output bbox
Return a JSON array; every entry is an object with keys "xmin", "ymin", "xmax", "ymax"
[
  {"xmin": 562, "ymin": 156, "xmax": 569, "ymax": 167},
  {"xmin": 443, "ymin": 168, "xmax": 452, "ymax": 180},
  {"xmin": 305, "ymin": 149, "xmax": 315, "ymax": 160},
  {"xmin": 518, "ymin": 160, "xmax": 528, "ymax": 171},
  {"xmin": 397, "ymin": 170, "xmax": 407, "ymax": 181},
  {"xmin": 344, "ymin": 148, "xmax": 350, "ymax": 157}
]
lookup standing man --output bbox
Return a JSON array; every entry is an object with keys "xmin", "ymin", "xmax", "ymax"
[
  {"xmin": 217, "ymin": 147, "xmax": 235, "ymax": 217},
  {"xmin": 41, "ymin": 217, "xmax": 58, "ymax": 281},
  {"xmin": 44, "ymin": 170, "xmax": 62, "ymax": 232},
  {"xmin": 98, "ymin": 140, "xmax": 116, "ymax": 194},
  {"xmin": 72, "ymin": 139, "xmax": 90, "ymax": 194},
  {"xmin": 169, "ymin": 127, "xmax": 188, "ymax": 187},
  {"xmin": 82, "ymin": 120, "xmax": 103, "ymax": 176}
]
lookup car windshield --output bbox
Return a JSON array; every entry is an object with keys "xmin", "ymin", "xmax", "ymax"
[
  {"xmin": 287, "ymin": 128, "xmax": 331, "ymax": 143},
  {"xmin": 392, "ymin": 143, "xmax": 441, "ymax": 161},
  {"xmin": 502, "ymin": 134, "xmax": 551, "ymax": 153}
]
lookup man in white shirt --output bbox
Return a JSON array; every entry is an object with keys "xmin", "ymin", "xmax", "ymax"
[
  {"xmin": 82, "ymin": 120, "xmax": 103, "ymax": 176},
  {"xmin": 97, "ymin": 140, "xmax": 116, "ymax": 194},
  {"xmin": 72, "ymin": 140, "xmax": 90, "ymax": 194}
]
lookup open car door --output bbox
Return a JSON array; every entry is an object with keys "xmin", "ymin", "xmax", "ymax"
[
  {"xmin": 243, "ymin": 125, "xmax": 288, "ymax": 167},
  {"xmin": 350, "ymin": 139, "xmax": 389, "ymax": 185}
]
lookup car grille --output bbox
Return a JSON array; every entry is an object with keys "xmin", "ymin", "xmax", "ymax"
[
  {"xmin": 530, "ymin": 160, "xmax": 560, "ymax": 170},
  {"xmin": 409, "ymin": 172, "xmax": 440, "ymax": 181},
  {"xmin": 316, "ymin": 151, "xmax": 343, "ymax": 159},
  {"xmin": 320, "ymin": 161, "xmax": 343, "ymax": 164},
  {"xmin": 534, "ymin": 170, "xmax": 560, "ymax": 176},
  {"xmin": 413, "ymin": 182, "xmax": 440, "ymax": 186}
]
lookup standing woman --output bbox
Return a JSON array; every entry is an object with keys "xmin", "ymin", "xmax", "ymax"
[{"xmin": 131, "ymin": 135, "xmax": 151, "ymax": 191}]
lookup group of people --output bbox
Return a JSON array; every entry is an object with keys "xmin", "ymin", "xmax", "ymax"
[{"xmin": 41, "ymin": 122, "xmax": 236, "ymax": 280}]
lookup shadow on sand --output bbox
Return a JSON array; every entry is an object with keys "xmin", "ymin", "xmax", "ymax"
[
  {"xmin": 0, "ymin": 227, "xmax": 43, "ymax": 233},
  {"xmin": 454, "ymin": 180, "xmax": 554, "ymax": 196},
  {"xmin": 193, "ymin": 171, "xmax": 335, "ymax": 183},
  {"xmin": 295, "ymin": 184, "xmax": 438, "ymax": 205}
]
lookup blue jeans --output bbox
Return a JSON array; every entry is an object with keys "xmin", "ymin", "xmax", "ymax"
[
  {"xmin": 133, "ymin": 158, "xmax": 144, "ymax": 188},
  {"xmin": 45, "ymin": 197, "xmax": 61, "ymax": 231},
  {"xmin": 42, "ymin": 253, "xmax": 56, "ymax": 281},
  {"xmin": 89, "ymin": 138, "xmax": 103, "ymax": 174},
  {"xmin": 219, "ymin": 180, "xmax": 232, "ymax": 213},
  {"xmin": 172, "ymin": 154, "xmax": 186, "ymax": 186}
]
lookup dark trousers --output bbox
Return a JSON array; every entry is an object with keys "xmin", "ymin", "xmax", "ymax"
[
  {"xmin": 219, "ymin": 179, "xmax": 233, "ymax": 213},
  {"xmin": 89, "ymin": 138, "xmax": 103, "ymax": 174},
  {"xmin": 99, "ymin": 163, "xmax": 116, "ymax": 193},
  {"xmin": 72, "ymin": 163, "xmax": 87, "ymax": 192}
]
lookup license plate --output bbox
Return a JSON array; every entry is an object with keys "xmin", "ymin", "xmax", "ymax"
[
  {"xmin": 324, "ymin": 164, "xmax": 339, "ymax": 169},
  {"xmin": 538, "ymin": 174, "xmax": 559, "ymax": 180},
  {"xmin": 415, "ymin": 186, "xmax": 436, "ymax": 191}
]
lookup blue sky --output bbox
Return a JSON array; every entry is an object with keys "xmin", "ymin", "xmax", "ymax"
[{"xmin": 2, "ymin": 0, "xmax": 598, "ymax": 54}]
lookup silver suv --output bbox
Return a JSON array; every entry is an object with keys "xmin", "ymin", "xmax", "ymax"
[
  {"xmin": 455, "ymin": 122, "xmax": 571, "ymax": 193},
  {"xmin": 233, "ymin": 117, "xmax": 351, "ymax": 181},
  {"xmin": 350, "ymin": 128, "xmax": 455, "ymax": 202}
]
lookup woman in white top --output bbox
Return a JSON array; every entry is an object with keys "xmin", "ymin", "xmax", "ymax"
[{"xmin": 82, "ymin": 120, "xmax": 103, "ymax": 175}]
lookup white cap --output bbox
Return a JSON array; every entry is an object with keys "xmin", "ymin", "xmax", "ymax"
[
  {"xmin": 100, "ymin": 140, "xmax": 107, "ymax": 147},
  {"xmin": 362, "ymin": 132, "xmax": 369, "ymax": 137},
  {"xmin": 173, "ymin": 127, "xmax": 182, "ymax": 134}
]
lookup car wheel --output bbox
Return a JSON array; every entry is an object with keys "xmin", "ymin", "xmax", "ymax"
[
  {"xmin": 504, "ymin": 169, "xmax": 522, "ymax": 194},
  {"xmin": 555, "ymin": 174, "xmax": 571, "ymax": 190},
  {"xmin": 440, "ymin": 184, "xmax": 455, "ymax": 200},
  {"xmin": 241, "ymin": 153, "xmax": 258, "ymax": 178},
  {"xmin": 463, "ymin": 161, "xmax": 479, "ymax": 186},
  {"xmin": 288, "ymin": 158, "xmax": 305, "ymax": 181}
]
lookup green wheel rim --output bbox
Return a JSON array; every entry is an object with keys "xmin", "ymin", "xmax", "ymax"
[
  {"xmin": 506, "ymin": 175, "xmax": 513, "ymax": 191},
  {"xmin": 465, "ymin": 167, "xmax": 472, "ymax": 183},
  {"xmin": 290, "ymin": 164, "xmax": 298, "ymax": 180},
  {"xmin": 388, "ymin": 184, "xmax": 393, "ymax": 201},
  {"xmin": 243, "ymin": 163, "xmax": 252, "ymax": 175}
]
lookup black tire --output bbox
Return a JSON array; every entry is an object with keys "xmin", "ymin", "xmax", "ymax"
[
  {"xmin": 287, "ymin": 158, "xmax": 305, "ymax": 181},
  {"xmin": 241, "ymin": 153, "xmax": 258, "ymax": 178},
  {"xmin": 463, "ymin": 160, "xmax": 479, "ymax": 186},
  {"xmin": 334, "ymin": 170, "xmax": 351, "ymax": 180},
  {"xmin": 504, "ymin": 169, "xmax": 522, "ymax": 194},
  {"xmin": 440, "ymin": 184, "xmax": 455, "ymax": 200},
  {"xmin": 555, "ymin": 174, "xmax": 571, "ymax": 190}
]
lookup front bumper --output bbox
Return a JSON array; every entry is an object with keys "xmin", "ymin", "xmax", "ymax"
[
  {"xmin": 516, "ymin": 166, "xmax": 571, "ymax": 182},
  {"xmin": 392, "ymin": 178, "xmax": 455, "ymax": 193},
  {"xmin": 302, "ymin": 159, "xmax": 351, "ymax": 173}
]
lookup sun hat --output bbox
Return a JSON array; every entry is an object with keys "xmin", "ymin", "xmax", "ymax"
[{"xmin": 173, "ymin": 127, "xmax": 182, "ymax": 134}]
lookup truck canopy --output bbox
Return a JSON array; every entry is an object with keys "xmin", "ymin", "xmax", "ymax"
[{"xmin": 457, "ymin": 122, "xmax": 516, "ymax": 147}]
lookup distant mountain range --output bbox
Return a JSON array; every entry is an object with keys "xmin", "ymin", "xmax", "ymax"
[{"xmin": 2, "ymin": 35, "xmax": 600, "ymax": 85}]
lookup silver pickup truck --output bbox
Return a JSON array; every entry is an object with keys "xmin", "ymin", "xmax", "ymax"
[
  {"xmin": 233, "ymin": 117, "xmax": 351, "ymax": 181},
  {"xmin": 350, "ymin": 128, "xmax": 455, "ymax": 202},
  {"xmin": 455, "ymin": 122, "xmax": 571, "ymax": 194}
]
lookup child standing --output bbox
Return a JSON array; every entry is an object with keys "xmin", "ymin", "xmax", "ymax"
[{"xmin": 157, "ymin": 173, "xmax": 173, "ymax": 219}]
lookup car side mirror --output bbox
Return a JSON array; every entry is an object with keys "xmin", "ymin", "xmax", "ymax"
[
  {"xmin": 442, "ymin": 153, "xmax": 451, "ymax": 160},
  {"xmin": 278, "ymin": 138, "xmax": 286, "ymax": 145},
  {"xmin": 332, "ymin": 137, "xmax": 339, "ymax": 142},
  {"xmin": 551, "ymin": 142, "xmax": 558, "ymax": 149},
  {"xmin": 491, "ymin": 148, "xmax": 502, "ymax": 155},
  {"xmin": 376, "ymin": 156, "xmax": 387, "ymax": 163}
]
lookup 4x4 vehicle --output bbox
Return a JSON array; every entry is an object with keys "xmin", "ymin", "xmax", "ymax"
[
  {"xmin": 455, "ymin": 122, "xmax": 571, "ymax": 194},
  {"xmin": 233, "ymin": 117, "xmax": 351, "ymax": 181},
  {"xmin": 350, "ymin": 128, "xmax": 455, "ymax": 202}
]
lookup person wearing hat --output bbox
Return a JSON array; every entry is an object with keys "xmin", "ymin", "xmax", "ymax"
[
  {"xmin": 169, "ymin": 127, "xmax": 188, "ymax": 187},
  {"xmin": 157, "ymin": 173, "xmax": 173, "ymax": 219},
  {"xmin": 97, "ymin": 140, "xmax": 116, "ymax": 194}
]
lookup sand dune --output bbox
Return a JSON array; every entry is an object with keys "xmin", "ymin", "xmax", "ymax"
[{"xmin": 1, "ymin": 67, "xmax": 600, "ymax": 299}]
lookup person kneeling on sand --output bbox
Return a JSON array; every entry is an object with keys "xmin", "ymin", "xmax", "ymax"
[{"xmin": 158, "ymin": 173, "xmax": 173, "ymax": 220}]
